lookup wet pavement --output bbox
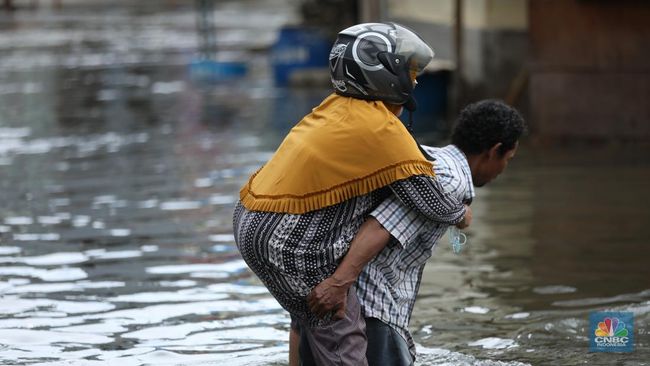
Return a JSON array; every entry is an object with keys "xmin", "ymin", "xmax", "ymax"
[{"xmin": 1, "ymin": 2, "xmax": 649, "ymax": 365}]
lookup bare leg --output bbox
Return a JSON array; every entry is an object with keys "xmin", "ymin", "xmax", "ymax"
[{"xmin": 289, "ymin": 325, "xmax": 300, "ymax": 366}]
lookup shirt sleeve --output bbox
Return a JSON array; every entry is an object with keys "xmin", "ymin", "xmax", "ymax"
[
  {"xmin": 388, "ymin": 174, "xmax": 466, "ymax": 225},
  {"xmin": 370, "ymin": 194, "xmax": 427, "ymax": 248},
  {"xmin": 430, "ymin": 164, "xmax": 468, "ymax": 204}
]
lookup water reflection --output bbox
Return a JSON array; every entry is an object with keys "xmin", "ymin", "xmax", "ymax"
[{"xmin": 1, "ymin": 2, "xmax": 295, "ymax": 365}]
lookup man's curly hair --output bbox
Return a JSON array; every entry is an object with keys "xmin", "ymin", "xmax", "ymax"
[{"xmin": 451, "ymin": 100, "xmax": 526, "ymax": 156}]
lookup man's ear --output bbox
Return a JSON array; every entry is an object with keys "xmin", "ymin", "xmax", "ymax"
[{"xmin": 488, "ymin": 142, "xmax": 502, "ymax": 159}]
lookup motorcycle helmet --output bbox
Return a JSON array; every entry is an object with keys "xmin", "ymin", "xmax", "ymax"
[{"xmin": 329, "ymin": 22, "xmax": 434, "ymax": 111}]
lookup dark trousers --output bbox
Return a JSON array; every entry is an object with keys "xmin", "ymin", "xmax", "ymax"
[{"xmin": 299, "ymin": 317, "xmax": 413, "ymax": 366}]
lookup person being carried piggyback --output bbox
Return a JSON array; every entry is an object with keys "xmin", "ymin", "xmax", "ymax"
[{"xmin": 233, "ymin": 22, "xmax": 472, "ymax": 365}]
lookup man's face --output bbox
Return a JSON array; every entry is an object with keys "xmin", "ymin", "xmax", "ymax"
[{"xmin": 474, "ymin": 142, "xmax": 518, "ymax": 187}]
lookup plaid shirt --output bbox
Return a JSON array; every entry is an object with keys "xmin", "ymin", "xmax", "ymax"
[{"xmin": 356, "ymin": 144, "xmax": 475, "ymax": 359}]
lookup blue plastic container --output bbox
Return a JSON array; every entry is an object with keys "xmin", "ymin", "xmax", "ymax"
[
  {"xmin": 270, "ymin": 26, "xmax": 331, "ymax": 86},
  {"xmin": 188, "ymin": 59, "xmax": 248, "ymax": 83},
  {"xmin": 402, "ymin": 69, "xmax": 450, "ymax": 135}
]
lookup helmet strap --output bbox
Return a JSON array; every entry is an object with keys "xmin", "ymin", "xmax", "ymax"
[
  {"xmin": 405, "ymin": 109, "xmax": 435, "ymax": 161},
  {"xmin": 404, "ymin": 95, "xmax": 417, "ymax": 112},
  {"xmin": 405, "ymin": 95, "xmax": 417, "ymax": 132}
]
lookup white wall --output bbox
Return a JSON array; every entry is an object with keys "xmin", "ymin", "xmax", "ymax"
[
  {"xmin": 386, "ymin": 0, "xmax": 527, "ymax": 30},
  {"xmin": 385, "ymin": 0, "xmax": 527, "ymax": 84}
]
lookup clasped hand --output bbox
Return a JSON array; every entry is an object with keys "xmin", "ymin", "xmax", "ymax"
[{"xmin": 306, "ymin": 276, "xmax": 350, "ymax": 320}]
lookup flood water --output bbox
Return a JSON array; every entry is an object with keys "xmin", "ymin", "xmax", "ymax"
[{"xmin": 1, "ymin": 2, "xmax": 648, "ymax": 365}]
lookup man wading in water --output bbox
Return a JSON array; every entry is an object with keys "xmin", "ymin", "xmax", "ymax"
[
  {"xmin": 233, "ymin": 22, "xmax": 471, "ymax": 365},
  {"xmin": 305, "ymin": 99, "xmax": 526, "ymax": 365}
]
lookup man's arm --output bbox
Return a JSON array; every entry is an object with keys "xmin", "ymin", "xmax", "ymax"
[
  {"xmin": 389, "ymin": 174, "xmax": 467, "ymax": 225},
  {"xmin": 307, "ymin": 173, "xmax": 470, "ymax": 318},
  {"xmin": 307, "ymin": 217, "xmax": 391, "ymax": 319}
]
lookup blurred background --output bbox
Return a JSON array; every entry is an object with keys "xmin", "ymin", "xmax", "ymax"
[{"xmin": 0, "ymin": 1, "xmax": 648, "ymax": 365}]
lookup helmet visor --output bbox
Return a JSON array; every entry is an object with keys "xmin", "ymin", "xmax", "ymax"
[{"xmin": 392, "ymin": 24, "xmax": 434, "ymax": 76}]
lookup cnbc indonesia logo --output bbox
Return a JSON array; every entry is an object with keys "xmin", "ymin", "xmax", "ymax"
[
  {"xmin": 595, "ymin": 318, "xmax": 628, "ymax": 343},
  {"xmin": 590, "ymin": 312, "xmax": 634, "ymax": 353}
]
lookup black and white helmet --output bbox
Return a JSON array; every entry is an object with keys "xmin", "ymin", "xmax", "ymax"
[{"xmin": 329, "ymin": 22, "xmax": 434, "ymax": 111}]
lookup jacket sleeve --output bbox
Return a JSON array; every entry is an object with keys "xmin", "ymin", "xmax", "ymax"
[{"xmin": 388, "ymin": 174, "xmax": 466, "ymax": 225}]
